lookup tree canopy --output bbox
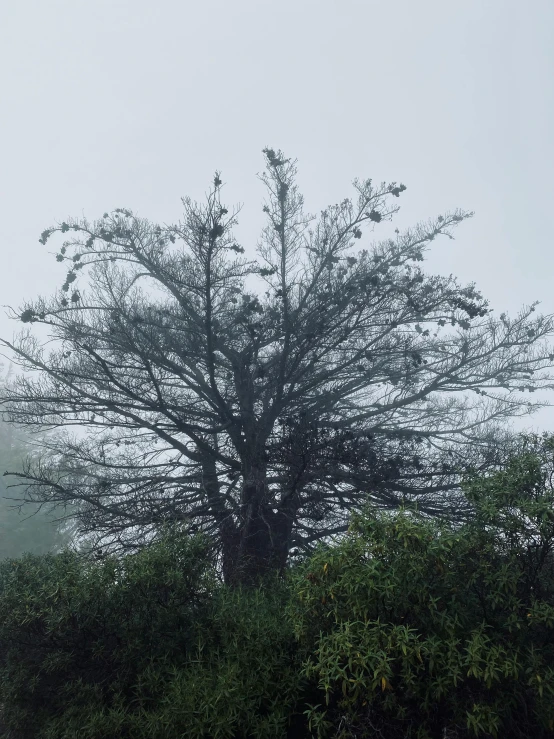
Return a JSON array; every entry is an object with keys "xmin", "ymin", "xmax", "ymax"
[{"xmin": 1, "ymin": 148, "xmax": 554, "ymax": 585}]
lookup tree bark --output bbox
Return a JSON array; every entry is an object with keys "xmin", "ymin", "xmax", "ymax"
[
  {"xmin": 224, "ymin": 455, "xmax": 293, "ymax": 586},
  {"xmin": 200, "ymin": 444, "xmax": 296, "ymax": 586}
]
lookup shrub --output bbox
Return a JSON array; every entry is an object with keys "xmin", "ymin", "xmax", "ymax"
[
  {"xmin": 285, "ymin": 445, "xmax": 554, "ymax": 738},
  {"xmin": 0, "ymin": 526, "xmax": 217, "ymax": 737},
  {"xmin": 1, "ymin": 437, "xmax": 554, "ymax": 738},
  {"xmin": 0, "ymin": 526, "xmax": 308, "ymax": 738}
]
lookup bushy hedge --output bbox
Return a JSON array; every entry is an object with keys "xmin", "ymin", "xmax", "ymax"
[
  {"xmin": 0, "ymin": 526, "xmax": 216, "ymax": 737},
  {"xmin": 286, "ymin": 442, "xmax": 554, "ymax": 738},
  {"xmin": 0, "ymin": 526, "xmax": 309, "ymax": 738},
  {"xmin": 0, "ymin": 439, "xmax": 553, "ymax": 738}
]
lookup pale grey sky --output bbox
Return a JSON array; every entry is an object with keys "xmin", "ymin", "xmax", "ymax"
[{"xmin": 1, "ymin": 0, "xmax": 553, "ymax": 432}]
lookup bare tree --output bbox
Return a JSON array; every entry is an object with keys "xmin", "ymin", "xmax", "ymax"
[{"xmin": 1, "ymin": 148, "xmax": 554, "ymax": 585}]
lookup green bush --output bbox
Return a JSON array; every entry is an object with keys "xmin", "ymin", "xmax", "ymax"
[
  {"xmin": 0, "ymin": 437, "xmax": 554, "ymax": 738},
  {"xmin": 0, "ymin": 526, "xmax": 216, "ymax": 737},
  {"xmin": 113, "ymin": 576, "xmax": 308, "ymax": 739},
  {"xmin": 285, "ymin": 445, "xmax": 554, "ymax": 738},
  {"xmin": 0, "ymin": 525, "xmax": 308, "ymax": 738}
]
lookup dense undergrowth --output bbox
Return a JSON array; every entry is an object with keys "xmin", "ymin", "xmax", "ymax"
[{"xmin": 0, "ymin": 442, "xmax": 553, "ymax": 738}]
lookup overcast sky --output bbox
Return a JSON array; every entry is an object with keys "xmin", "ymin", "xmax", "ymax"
[{"xmin": 1, "ymin": 0, "xmax": 553, "ymax": 434}]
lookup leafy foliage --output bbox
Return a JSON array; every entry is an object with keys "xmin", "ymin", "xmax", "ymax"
[
  {"xmin": 0, "ymin": 438, "xmax": 553, "ymax": 737},
  {"xmin": 0, "ymin": 526, "xmax": 217, "ymax": 738},
  {"xmin": 286, "ymin": 444, "xmax": 554, "ymax": 738},
  {"xmin": 0, "ymin": 525, "xmax": 309, "ymax": 739}
]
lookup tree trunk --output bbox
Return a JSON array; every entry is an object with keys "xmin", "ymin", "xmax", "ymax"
[
  {"xmin": 201, "ymin": 445, "xmax": 297, "ymax": 587},
  {"xmin": 226, "ymin": 456, "xmax": 293, "ymax": 587}
]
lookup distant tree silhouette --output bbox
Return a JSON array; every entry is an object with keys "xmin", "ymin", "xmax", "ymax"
[{"xmin": 0, "ymin": 368, "xmax": 78, "ymax": 559}]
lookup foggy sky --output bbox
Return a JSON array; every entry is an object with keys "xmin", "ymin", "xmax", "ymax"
[{"xmin": 1, "ymin": 0, "xmax": 553, "ymax": 433}]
